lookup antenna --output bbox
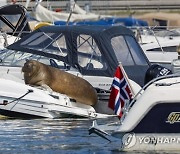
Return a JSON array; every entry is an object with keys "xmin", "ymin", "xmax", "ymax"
[
  {"xmin": 66, "ymin": 0, "xmax": 77, "ymax": 25},
  {"xmin": 149, "ymin": 25, "xmax": 164, "ymax": 53}
]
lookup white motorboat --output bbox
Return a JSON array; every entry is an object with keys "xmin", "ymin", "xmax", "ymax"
[
  {"xmin": 0, "ymin": 60, "xmax": 143, "ymax": 119},
  {"xmin": 138, "ymin": 28, "xmax": 180, "ymax": 69},
  {"xmin": 89, "ymin": 62, "xmax": 180, "ymax": 151},
  {"xmin": 141, "ymin": 36, "xmax": 180, "ymax": 69},
  {"xmin": 0, "ymin": 72, "xmax": 114, "ymax": 119}
]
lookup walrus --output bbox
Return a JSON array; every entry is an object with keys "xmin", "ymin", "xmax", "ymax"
[{"xmin": 22, "ymin": 60, "xmax": 98, "ymax": 106}]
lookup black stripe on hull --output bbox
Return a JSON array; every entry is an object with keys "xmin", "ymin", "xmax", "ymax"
[
  {"xmin": 132, "ymin": 103, "xmax": 180, "ymax": 133},
  {"xmin": 0, "ymin": 109, "xmax": 45, "ymax": 119}
]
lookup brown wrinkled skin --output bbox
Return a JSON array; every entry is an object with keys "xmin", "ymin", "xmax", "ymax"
[{"xmin": 22, "ymin": 60, "xmax": 98, "ymax": 106}]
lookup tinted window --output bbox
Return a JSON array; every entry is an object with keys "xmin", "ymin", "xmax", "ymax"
[
  {"xmin": 125, "ymin": 35, "xmax": 148, "ymax": 65},
  {"xmin": 111, "ymin": 35, "xmax": 134, "ymax": 65},
  {"xmin": 111, "ymin": 35, "xmax": 148, "ymax": 66},
  {"xmin": 20, "ymin": 32, "xmax": 68, "ymax": 57}
]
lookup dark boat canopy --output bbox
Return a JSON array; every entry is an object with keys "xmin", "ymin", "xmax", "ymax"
[
  {"xmin": 0, "ymin": 4, "xmax": 31, "ymax": 38},
  {"xmin": 7, "ymin": 25, "xmax": 150, "ymax": 86}
]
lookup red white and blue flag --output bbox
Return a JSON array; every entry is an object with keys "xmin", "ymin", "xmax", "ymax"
[{"xmin": 108, "ymin": 65, "xmax": 133, "ymax": 118}]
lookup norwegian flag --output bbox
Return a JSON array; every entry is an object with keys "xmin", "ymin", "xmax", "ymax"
[{"xmin": 108, "ymin": 65, "xmax": 133, "ymax": 118}]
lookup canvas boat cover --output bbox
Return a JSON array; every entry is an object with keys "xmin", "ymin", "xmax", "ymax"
[
  {"xmin": 7, "ymin": 25, "xmax": 150, "ymax": 86},
  {"xmin": 32, "ymin": 4, "xmax": 101, "ymax": 23},
  {"xmin": 137, "ymin": 12, "xmax": 180, "ymax": 29},
  {"xmin": 54, "ymin": 17, "xmax": 148, "ymax": 27},
  {"xmin": 0, "ymin": 4, "xmax": 31, "ymax": 38}
]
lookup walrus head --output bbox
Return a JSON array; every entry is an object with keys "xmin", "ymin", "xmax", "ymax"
[
  {"xmin": 22, "ymin": 60, "xmax": 39, "ymax": 77},
  {"xmin": 22, "ymin": 60, "xmax": 42, "ymax": 85}
]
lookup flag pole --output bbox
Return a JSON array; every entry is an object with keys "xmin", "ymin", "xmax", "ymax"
[
  {"xmin": 118, "ymin": 62, "xmax": 135, "ymax": 96},
  {"xmin": 118, "ymin": 62, "xmax": 135, "ymax": 122}
]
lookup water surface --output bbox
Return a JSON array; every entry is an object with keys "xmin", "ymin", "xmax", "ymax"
[
  {"xmin": 0, "ymin": 118, "xmax": 172, "ymax": 154},
  {"xmin": 0, "ymin": 118, "xmax": 121, "ymax": 154}
]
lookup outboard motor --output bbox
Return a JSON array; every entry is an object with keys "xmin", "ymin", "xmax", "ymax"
[{"xmin": 144, "ymin": 64, "xmax": 172, "ymax": 85}]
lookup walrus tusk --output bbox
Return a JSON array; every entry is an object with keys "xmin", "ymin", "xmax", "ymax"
[{"xmin": 22, "ymin": 60, "xmax": 98, "ymax": 106}]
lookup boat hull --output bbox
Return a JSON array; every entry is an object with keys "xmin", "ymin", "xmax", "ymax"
[
  {"xmin": 89, "ymin": 75, "xmax": 180, "ymax": 151},
  {"xmin": 0, "ymin": 78, "xmax": 99, "ymax": 119},
  {"xmin": 112, "ymin": 133, "xmax": 180, "ymax": 151},
  {"xmin": 0, "ymin": 108, "xmax": 45, "ymax": 119}
]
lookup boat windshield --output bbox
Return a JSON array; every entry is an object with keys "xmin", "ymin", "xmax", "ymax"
[
  {"xmin": 111, "ymin": 35, "xmax": 148, "ymax": 66},
  {"xmin": 20, "ymin": 32, "xmax": 68, "ymax": 57},
  {"xmin": 0, "ymin": 49, "xmax": 65, "ymax": 68}
]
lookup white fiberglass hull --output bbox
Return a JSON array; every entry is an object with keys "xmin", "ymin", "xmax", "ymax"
[
  {"xmin": 0, "ymin": 77, "xmax": 98, "ymax": 119},
  {"xmin": 112, "ymin": 133, "xmax": 180, "ymax": 151},
  {"xmin": 89, "ymin": 75, "xmax": 180, "ymax": 152}
]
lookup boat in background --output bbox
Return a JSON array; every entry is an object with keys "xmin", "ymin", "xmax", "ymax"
[
  {"xmin": 0, "ymin": 4, "xmax": 31, "ymax": 49},
  {"xmin": 136, "ymin": 28, "xmax": 180, "ymax": 69},
  {"xmin": 137, "ymin": 12, "xmax": 180, "ymax": 29},
  {"xmin": 141, "ymin": 39, "xmax": 179, "ymax": 69},
  {"xmin": 54, "ymin": 16, "xmax": 148, "ymax": 27},
  {"xmin": 138, "ymin": 28, "xmax": 180, "ymax": 45},
  {"xmin": 30, "ymin": 0, "xmax": 104, "ymax": 23},
  {"xmin": 30, "ymin": 0, "xmax": 148, "ymax": 30}
]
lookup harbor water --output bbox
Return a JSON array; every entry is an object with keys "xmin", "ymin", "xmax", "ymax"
[
  {"xmin": 0, "ymin": 117, "xmax": 177, "ymax": 154},
  {"xmin": 0, "ymin": 118, "xmax": 120, "ymax": 154}
]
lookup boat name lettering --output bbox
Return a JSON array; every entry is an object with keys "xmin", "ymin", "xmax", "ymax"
[
  {"xmin": 98, "ymin": 83, "xmax": 111, "ymax": 86},
  {"xmin": 166, "ymin": 112, "xmax": 180, "ymax": 124}
]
